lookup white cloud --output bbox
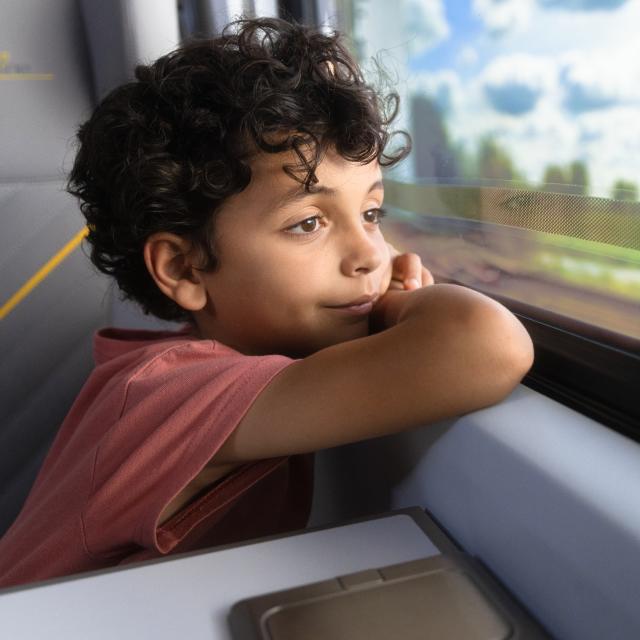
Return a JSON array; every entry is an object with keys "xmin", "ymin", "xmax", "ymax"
[
  {"xmin": 481, "ymin": 54, "xmax": 558, "ymax": 115},
  {"xmin": 560, "ymin": 45, "xmax": 640, "ymax": 112},
  {"xmin": 575, "ymin": 107, "xmax": 640, "ymax": 194},
  {"xmin": 403, "ymin": 0, "xmax": 450, "ymax": 56},
  {"xmin": 498, "ymin": 105, "xmax": 581, "ymax": 178},
  {"xmin": 538, "ymin": 0, "xmax": 628, "ymax": 10},
  {"xmin": 457, "ymin": 46, "xmax": 479, "ymax": 68},
  {"xmin": 471, "ymin": 0, "xmax": 534, "ymax": 37}
]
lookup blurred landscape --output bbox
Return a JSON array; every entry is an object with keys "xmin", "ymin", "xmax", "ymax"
[{"xmin": 346, "ymin": 0, "xmax": 640, "ymax": 339}]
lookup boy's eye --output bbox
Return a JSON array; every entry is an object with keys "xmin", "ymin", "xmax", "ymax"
[
  {"xmin": 286, "ymin": 215, "xmax": 323, "ymax": 235},
  {"xmin": 363, "ymin": 208, "xmax": 387, "ymax": 224}
]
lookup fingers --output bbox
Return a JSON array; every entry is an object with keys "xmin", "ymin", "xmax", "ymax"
[
  {"xmin": 421, "ymin": 265, "xmax": 435, "ymax": 287},
  {"xmin": 391, "ymin": 252, "xmax": 433, "ymax": 290},
  {"xmin": 391, "ymin": 253, "xmax": 421, "ymax": 287}
]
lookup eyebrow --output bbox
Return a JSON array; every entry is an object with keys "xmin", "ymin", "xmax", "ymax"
[{"xmin": 277, "ymin": 178, "xmax": 385, "ymax": 208}]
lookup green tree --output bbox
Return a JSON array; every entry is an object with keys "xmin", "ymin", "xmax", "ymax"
[
  {"xmin": 542, "ymin": 161, "xmax": 590, "ymax": 195},
  {"xmin": 454, "ymin": 141, "xmax": 476, "ymax": 181},
  {"xmin": 611, "ymin": 180, "xmax": 638, "ymax": 201},
  {"xmin": 543, "ymin": 164, "xmax": 567, "ymax": 186},
  {"xmin": 477, "ymin": 138, "xmax": 517, "ymax": 181},
  {"xmin": 569, "ymin": 161, "xmax": 589, "ymax": 196}
]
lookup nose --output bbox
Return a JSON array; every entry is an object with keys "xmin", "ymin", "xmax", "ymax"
[{"xmin": 339, "ymin": 225, "xmax": 384, "ymax": 277}]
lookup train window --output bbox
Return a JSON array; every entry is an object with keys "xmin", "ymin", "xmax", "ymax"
[{"xmin": 334, "ymin": 0, "xmax": 640, "ymax": 437}]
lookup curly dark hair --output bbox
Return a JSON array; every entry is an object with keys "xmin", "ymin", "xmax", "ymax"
[{"xmin": 68, "ymin": 17, "xmax": 411, "ymax": 322}]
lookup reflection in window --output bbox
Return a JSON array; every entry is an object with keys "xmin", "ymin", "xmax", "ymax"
[{"xmin": 337, "ymin": 0, "xmax": 640, "ymax": 342}]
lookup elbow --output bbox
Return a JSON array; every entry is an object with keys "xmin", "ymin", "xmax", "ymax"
[
  {"xmin": 516, "ymin": 327, "xmax": 535, "ymax": 379},
  {"xmin": 503, "ymin": 328, "xmax": 535, "ymax": 392},
  {"xmin": 470, "ymin": 298, "xmax": 535, "ymax": 403},
  {"xmin": 494, "ymin": 305, "xmax": 535, "ymax": 384},
  {"xmin": 505, "ymin": 313, "xmax": 535, "ymax": 384},
  {"xmin": 406, "ymin": 284, "xmax": 536, "ymax": 417}
]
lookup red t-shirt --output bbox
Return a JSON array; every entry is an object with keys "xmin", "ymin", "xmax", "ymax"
[{"xmin": 0, "ymin": 326, "xmax": 313, "ymax": 589}]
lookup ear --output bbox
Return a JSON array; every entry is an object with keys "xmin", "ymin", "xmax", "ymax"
[{"xmin": 143, "ymin": 232, "xmax": 207, "ymax": 311}]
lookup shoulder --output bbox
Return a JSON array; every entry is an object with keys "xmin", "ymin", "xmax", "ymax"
[
  {"xmin": 125, "ymin": 338, "xmax": 293, "ymax": 389},
  {"xmin": 108, "ymin": 338, "xmax": 296, "ymax": 430}
]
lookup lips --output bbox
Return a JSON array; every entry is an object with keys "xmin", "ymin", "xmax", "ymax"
[
  {"xmin": 328, "ymin": 295, "xmax": 378, "ymax": 322},
  {"xmin": 327, "ymin": 294, "xmax": 379, "ymax": 308}
]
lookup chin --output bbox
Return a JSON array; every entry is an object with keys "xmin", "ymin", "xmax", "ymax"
[
  {"xmin": 264, "ymin": 321, "xmax": 370, "ymax": 358},
  {"xmin": 313, "ymin": 325, "xmax": 369, "ymax": 353}
]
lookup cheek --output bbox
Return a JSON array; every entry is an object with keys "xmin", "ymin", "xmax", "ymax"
[
  {"xmin": 242, "ymin": 254, "xmax": 323, "ymax": 304},
  {"xmin": 379, "ymin": 241, "xmax": 393, "ymax": 292}
]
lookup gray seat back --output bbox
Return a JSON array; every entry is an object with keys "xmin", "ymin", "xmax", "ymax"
[{"xmin": 0, "ymin": 0, "xmax": 179, "ymax": 535}]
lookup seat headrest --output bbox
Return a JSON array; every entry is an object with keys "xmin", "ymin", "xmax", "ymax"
[
  {"xmin": 0, "ymin": 0, "xmax": 94, "ymax": 180},
  {"xmin": 0, "ymin": 0, "xmax": 180, "ymax": 182}
]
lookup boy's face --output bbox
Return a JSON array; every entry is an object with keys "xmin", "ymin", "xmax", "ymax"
[{"xmin": 192, "ymin": 149, "xmax": 392, "ymax": 357}]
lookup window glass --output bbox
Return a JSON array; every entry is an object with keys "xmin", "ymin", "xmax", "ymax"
[{"xmin": 336, "ymin": 0, "xmax": 640, "ymax": 343}]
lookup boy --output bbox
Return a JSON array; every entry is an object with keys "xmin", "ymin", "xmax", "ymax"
[{"xmin": 0, "ymin": 18, "xmax": 533, "ymax": 588}]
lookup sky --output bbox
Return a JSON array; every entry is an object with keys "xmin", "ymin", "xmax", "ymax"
[{"xmin": 354, "ymin": 0, "xmax": 640, "ymax": 195}]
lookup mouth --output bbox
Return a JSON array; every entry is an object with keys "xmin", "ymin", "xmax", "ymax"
[{"xmin": 326, "ymin": 294, "xmax": 379, "ymax": 316}]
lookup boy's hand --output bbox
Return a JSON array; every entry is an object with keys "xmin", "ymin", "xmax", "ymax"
[
  {"xmin": 386, "ymin": 243, "xmax": 434, "ymax": 291},
  {"xmin": 370, "ymin": 245, "xmax": 434, "ymax": 334}
]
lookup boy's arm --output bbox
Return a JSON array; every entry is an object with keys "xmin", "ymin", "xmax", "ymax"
[{"xmin": 214, "ymin": 283, "xmax": 534, "ymax": 462}]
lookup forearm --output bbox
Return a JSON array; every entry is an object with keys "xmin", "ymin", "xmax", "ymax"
[
  {"xmin": 370, "ymin": 284, "xmax": 476, "ymax": 332},
  {"xmin": 226, "ymin": 284, "xmax": 535, "ymax": 462},
  {"xmin": 373, "ymin": 283, "xmax": 523, "ymax": 332},
  {"xmin": 370, "ymin": 283, "xmax": 535, "ymax": 399}
]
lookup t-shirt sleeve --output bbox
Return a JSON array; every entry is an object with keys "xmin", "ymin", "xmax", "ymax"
[{"xmin": 82, "ymin": 341, "xmax": 296, "ymax": 558}]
